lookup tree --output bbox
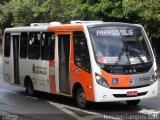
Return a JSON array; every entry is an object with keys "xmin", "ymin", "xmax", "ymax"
[
  {"xmin": 60, "ymin": 0, "xmax": 83, "ymax": 22},
  {"xmin": 0, "ymin": 1, "xmax": 13, "ymax": 31},
  {"xmin": 78, "ymin": 0, "xmax": 124, "ymax": 21},
  {"xmin": 123, "ymin": 0, "xmax": 160, "ymax": 39},
  {"xmin": 0, "ymin": 0, "xmax": 10, "ymax": 4},
  {"xmin": 0, "ymin": 0, "xmax": 160, "ymax": 39}
]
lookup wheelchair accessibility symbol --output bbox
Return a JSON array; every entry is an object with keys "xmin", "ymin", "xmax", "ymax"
[{"xmin": 112, "ymin": 78, "xmax": 118, "ymax": 85}]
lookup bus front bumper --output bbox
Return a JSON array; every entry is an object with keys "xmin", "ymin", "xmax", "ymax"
[{"xmin": 94, "ymin": 80, "xmax": 158, "ymax": 102}]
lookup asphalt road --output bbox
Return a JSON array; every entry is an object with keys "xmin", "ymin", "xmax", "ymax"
[{"xmin": 0, "ymin": 55, "xmax": 160, "ymax": 120}]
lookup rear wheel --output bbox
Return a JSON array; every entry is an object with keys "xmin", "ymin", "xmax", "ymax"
[
  {"xmin": 76, "ymin": 87, "xmax": 87, "ymax": 108},
  {"xmin": 126, "ymin": 100, "xmax": 140, "ymax": 106},
  {"xmin": 26, "ymin": 79, "xmax": 35, "ymax": 96}
]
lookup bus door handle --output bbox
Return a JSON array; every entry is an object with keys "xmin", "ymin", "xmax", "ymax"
[{"xmin": 72, "ymin": 68, "xmax": 80, "ymax": 73}]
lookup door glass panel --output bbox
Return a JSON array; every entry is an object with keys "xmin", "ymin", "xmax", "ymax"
[{"xmin": 58, "ymin": 34, "xmax": 70, "ymax": 94}]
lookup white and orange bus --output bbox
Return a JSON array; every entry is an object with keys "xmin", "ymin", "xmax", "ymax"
[{"xmin": 3, "ymin": 21, "xmax": 158, "ymax": 108}]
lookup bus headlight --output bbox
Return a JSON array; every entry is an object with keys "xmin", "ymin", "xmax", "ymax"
[
  {"xmin": 95, "ymin": 73, "xmax": 109, "ymax": 88},
  {"xmin": 151, "ymin": 72, "xmax": 158, "ymax": 85}
]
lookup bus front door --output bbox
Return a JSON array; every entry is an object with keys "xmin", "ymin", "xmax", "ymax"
[
  {"xmin": 12, "ymin": 35, "xmax": 20, "ymax": 84},
  {"xmin": 58, "ymin": 34, "xmax": 70, "ymax": 94}
]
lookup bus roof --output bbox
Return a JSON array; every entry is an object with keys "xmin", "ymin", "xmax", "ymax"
[
  {"xmin": 4, "ymin": 24, "xmax": 84, "ymax": 33},
  {"xmin": 4, "ymin": 21, "xmax": 141, "ymax": 33}
]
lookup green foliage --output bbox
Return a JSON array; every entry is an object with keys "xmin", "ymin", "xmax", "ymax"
[
  {"xmin": 79, "ymin": 0, "xmax": 160, "ymax": 39},
  {"xmin": 0, "ymin": 0, "xmax": 84, "ymax": 28},
  {"xmin": 60, "ymin": 0, "xmax": 83, "ymax": 22},
  {"xmin": 79, "ymin": 0, "xmax": 124, "ymax": 21},
  {"xmin": 0, "ymin": 0, "xmax": 10, "ymax": 4},
  {"xmin": 123, "ymin": 0, "xmax": 160, "ymax": 39},
  {"xmin": 11, "ymin": 0, "xmax": 34, "ymax": 26},
  {"xmin": 0, "ymin": 0, "xmax": 160, "ymax": 40},
  {"xmin": 0, "ymin": 1, "xmax": 12, "ymax": 31}
]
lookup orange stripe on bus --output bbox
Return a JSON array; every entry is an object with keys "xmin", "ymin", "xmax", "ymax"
[
  {"xmin": 101, "ymin": 69, "xmax": 132, "ymax": 88},
  {"xmin": 47, "ymin": 25, "xmax": 83, "ymax": 31}
]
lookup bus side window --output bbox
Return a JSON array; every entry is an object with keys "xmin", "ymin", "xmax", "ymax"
[
  {"xmin": 28, "ymin": 32, "xmax": 40, "ymax": 59},
  {"xmin": 4, "ymin": 33, "xmax": 11, "ymax": 57},
  {"xmin": 20, "ymin": 32, "xmax": 28, "ymax": 58},
  {"xmin": 41, "ymin": 32, "xmax": 55, "ymax": 60},
  {"xmin": 73, "ymin": 31, "xmax": 91, "ymax": 72}
]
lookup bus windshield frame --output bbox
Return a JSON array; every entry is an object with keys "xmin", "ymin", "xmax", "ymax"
[{"xmin": 88, "ymin": 24, "xmax": 153, "ymax": 66}]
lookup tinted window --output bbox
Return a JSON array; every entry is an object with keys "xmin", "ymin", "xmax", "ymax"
[
  {"xmin": 4, "ymin": 33, "xmax": 11, "ymax": 57},
  {"xmin": 74, "ymin": 31, "xmax": 91, "ymax": 72},
  {"xmin": 28, "ymin": 32, "xmax": 40, "ymax": 59},
  {"xmin": 20, "ymin": 32, "xmax": 28, "ymax": 58},
  {"xmin": 41, "ymin": 32, "xmax": 55, "ymax": 60}
]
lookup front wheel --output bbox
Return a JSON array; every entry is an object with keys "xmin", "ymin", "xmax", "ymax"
[
  {"xmin": 126, "ymin": 100, "xmax": 140, "ymax": 106},
  {"xmin": 76, "ymin": 87, "xmax": 87, "ymax": 108}
]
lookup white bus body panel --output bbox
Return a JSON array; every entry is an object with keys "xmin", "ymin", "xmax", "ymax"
[
  {"xmin": 3, "ymin": 46, "xmax": 13, "ymax": 84},
  {"xmin": 4, "ymin": 26, "xmax": 53, "ymax": 93},
  {"xmin": 19, "ymin": 59, "xmax": 50, "ymax": 93},
  {"xmin": 94, "ymin": 80, "xmax": 158, "ymax": 102}
]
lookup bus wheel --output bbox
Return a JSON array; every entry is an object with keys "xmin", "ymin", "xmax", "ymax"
[
  {"xmin": 26, "ymin": 80, "xmax": 35, "ymax": 96},
  {"xmin": 76, "ymin": 87, "xmax": 87, "ymax": 108},
  {"xmin": 126, "ymin": 100, "xmax": 140, "ymax": 106}
]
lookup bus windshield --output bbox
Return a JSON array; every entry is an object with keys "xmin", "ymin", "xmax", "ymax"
[{"xmin": 89, "ymin": 25, "xmax": 152, "ymax": 65}]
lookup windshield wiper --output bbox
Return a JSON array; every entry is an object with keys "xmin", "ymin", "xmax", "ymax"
[
  {"xmin": 114, "ymin": 48, "xmax": 125, "ymax": 65},
  {"xmin": 114, "ymin": 28, "xmax": 131, "ymax": 65}
]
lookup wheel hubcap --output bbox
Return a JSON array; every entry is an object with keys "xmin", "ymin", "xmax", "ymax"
[{"xmin": 79, "ymin": 91, "xmax": 86, "ymax": 105}]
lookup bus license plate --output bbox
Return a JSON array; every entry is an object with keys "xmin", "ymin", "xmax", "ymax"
[{"xmin": 127, "ymin": 91, "xmax": 138, "ymax": 96}]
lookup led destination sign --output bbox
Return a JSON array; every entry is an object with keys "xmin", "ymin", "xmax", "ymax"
[{"xmin": 96, "ymin": 29, "xmax": 134, "ymax": 36}]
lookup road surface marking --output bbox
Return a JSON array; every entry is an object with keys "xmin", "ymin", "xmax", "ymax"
[
  {"xmin": 26, "ymin": 96, "xmax": 38, "ymax": 100},
  {"xmin": 48, "ymin": 101, "xmax": 121, "ymax": 120},
  {"xmin": 48, "ymin": 101, "xmax": 98, "ymax": 115},
  {"xmin": 49, "ymin": 102, "xmax": 84, "ymax": 120}
]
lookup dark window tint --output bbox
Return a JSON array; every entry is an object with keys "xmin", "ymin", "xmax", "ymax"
[
  {"xmin": 28, "ymin": 32, "xmax": 40, "ymax": 59},
  {"xmin": 74, "ymin": 31, "xmax": 91, "ymax": 72},
  {"xmin": 41, "ymin": 32, "xmax": 55, "ymax": 60},
  {"xmin": 4, "ymin": 33, "xmax": 11, "ymax": 57},
  {"xmin": 20, "ymin": 32, "xmax": 28, "ymax": 58}
]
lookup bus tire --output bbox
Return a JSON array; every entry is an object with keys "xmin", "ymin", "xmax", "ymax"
[
  {"xmin": 26, "ymin": 79, "xmax": 35, "ymax": 96},
  {"xmin": 126, "ymin": 100, "xmax": 140, "ymax": 106},
  {"xmin": 76, "ymin": 87, "xmax": 87, "ymax": 108}
]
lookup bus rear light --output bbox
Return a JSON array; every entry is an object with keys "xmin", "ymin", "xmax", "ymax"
[{"xmin": 95, "ymin": 73, "xmax": 109, "ymax": 88}]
